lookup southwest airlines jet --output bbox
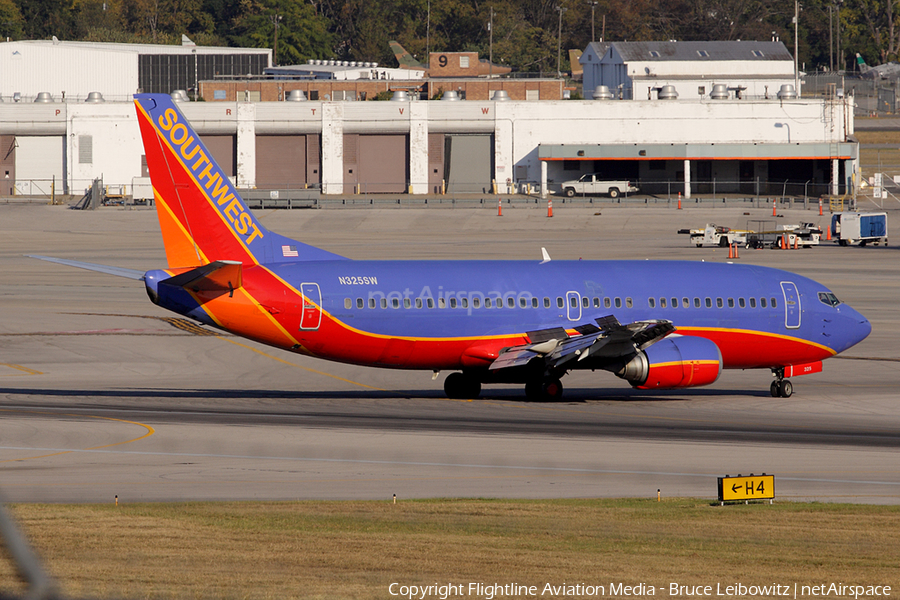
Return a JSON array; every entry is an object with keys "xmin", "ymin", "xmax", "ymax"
[{"xmin": 32, "ymin": 94, "xmax": 871, "ymax": 400}]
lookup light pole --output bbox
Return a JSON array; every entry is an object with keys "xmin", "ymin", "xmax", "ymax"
[
  {"xmin": 590, "ymin": 1, "xmax": 598, "ymax": 42},
  {"xmin": 793, "ymin": 0, "xmax": 799, "ymax": 96},
  {"xmin": 271, "ymin": 14, "xmax": 282, "ymax": 66},
  {"xmin": 556, "ymin": 5, "xmax": 567, "ymax": 78},
  {"xmin": 489, "ymin": 6, "xmax": 493, "ymax": 79}
]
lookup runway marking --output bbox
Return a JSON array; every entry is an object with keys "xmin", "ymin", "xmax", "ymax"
[
  {"xmin": 217, "ymin": 336, "xmax": 387, "ymax": 391},
  {"xmin": 0, "ymin": 364, "xmax": 43, "ymax": 377},
  {"xmin": 0, "ymin": 410, "xmax": 155, "ymax": 463},
  {"xmin": 0, "ymin": 444, "xmax": 898, "ymax": 487}
]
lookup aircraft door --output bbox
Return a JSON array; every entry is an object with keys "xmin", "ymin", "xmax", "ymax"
[
  {"xmin": 299, "ymin": 282, "xmax": 322, "ymax": 330},
  {"xmin": 566, "ymin": 291, "xmax": 582, "ymax": 321},
  {"xmin": 780, "ymin": 281, "xmax": 801, "ymax": 329}
]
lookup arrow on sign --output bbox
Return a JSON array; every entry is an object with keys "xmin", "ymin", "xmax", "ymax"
[{"xmin": 732, "ymin": 484, "xmax": 742, "ymax": 493}]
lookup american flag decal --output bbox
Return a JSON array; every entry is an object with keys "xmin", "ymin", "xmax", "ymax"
[{"xmin": 282, "ymin": 245, "xmax": 299, "ymax": 257}]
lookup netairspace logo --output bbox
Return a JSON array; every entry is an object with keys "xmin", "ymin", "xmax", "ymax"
[{"xmin": 387, "ymin": 581, "xmax": 893, "ymax": 600}]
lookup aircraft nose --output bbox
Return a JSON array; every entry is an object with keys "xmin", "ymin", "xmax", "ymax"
[{"xmin": 839, "ymin": 305, "xmax": 871, "ymax": 352}]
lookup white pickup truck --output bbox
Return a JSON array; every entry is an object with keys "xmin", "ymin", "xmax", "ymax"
[{"xmin": 559, "ymin": 174, "xmax": 639, "ymax": 198}]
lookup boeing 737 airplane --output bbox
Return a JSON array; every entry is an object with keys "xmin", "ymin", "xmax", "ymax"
[{"xmin": 32, "ymin": 94, "xmax": 871, "ymax": 401}]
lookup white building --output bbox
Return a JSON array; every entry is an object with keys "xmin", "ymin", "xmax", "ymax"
[
  {"xmin": 580, "ymin": 41, "xmax": 796, "ymax": 101},
  {"xmin": 0, "ymin": 93, "xmax": 855, "ymax": 199},
  {"xmin": 0, "ymin": 39, "xmax": 271, "ymax": 102},
  {"xmin": 266, "ymin": 61, "xmax": 424, "ymax": 81}
]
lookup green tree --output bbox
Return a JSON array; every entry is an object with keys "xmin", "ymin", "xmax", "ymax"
[
  {"xmin": 230, "ymin": 0, "xmax": 334, "ymax": 64},
  {"xmin": 0, "ymin": 0, "xmax": 24, "ymax": 39}
]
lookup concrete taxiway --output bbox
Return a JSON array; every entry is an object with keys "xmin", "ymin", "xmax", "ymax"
[{"xmin": 1, "ymin": 202, "xmax": 898, "ymax": 503}]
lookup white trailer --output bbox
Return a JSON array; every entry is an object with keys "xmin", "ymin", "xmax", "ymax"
[{"xmin": 679, "ymin": 224, "xmax": 748, "ymax": 247}]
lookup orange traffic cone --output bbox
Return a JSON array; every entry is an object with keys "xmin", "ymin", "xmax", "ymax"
[
  {"xmin": 781, "ymin": 233, "xmax": 787, "ymax": 249},
  {"xmin": 728, "ymin": 244, "xmax": 734, "ymax": 259},
  {"xmin": 548, "ymin": 198, "xmax": 553, "ymax": 217},
  {"xmin": 826, "ymin": 226, "xmax": 831, "ymax": 241},
  {"xmin": 819, "ymin": 198, "xmax": 823, "ymax": 216},
  {"xmin": 677, "ymin": 192, "xmax": 682, "ymax": 210},
  {"xmin": 793, "ymin": 236, "xmax": 799, "ymax": 250},
  {"xmin": 772, "ymin": 200, "xmax": 777, "ymax": 217},
  {"xmin": 734, "ymin": 244, "xmax": 739, "ymax": 259},
  {"xmin": 498, "ymin": 197, "xmax": 502, "ymax": 216}
]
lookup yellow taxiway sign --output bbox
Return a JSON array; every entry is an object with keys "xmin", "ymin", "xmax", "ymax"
[{"xmin": 718, "ymin": 474, "xmax": 775, "ymax": 502}]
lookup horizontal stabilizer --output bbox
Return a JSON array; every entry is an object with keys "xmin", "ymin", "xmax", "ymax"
[
  {"xmin": 161, "ymin": 260, "xmax": 242, "ymax": 293},
  {"xmin": 27, "ymin": 255, "xmax": 145, "ymax": 280}
]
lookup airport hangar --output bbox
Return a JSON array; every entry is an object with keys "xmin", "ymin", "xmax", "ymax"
[{"xmin": 0, "ymin": 41, "xmax": 856, "ymax": 199}]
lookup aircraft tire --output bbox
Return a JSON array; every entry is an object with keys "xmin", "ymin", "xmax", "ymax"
[
  {"xmin": 543, "ymin": 379, "xmax": 564, "ymax": 401},
  {"xmin": 770, "ymin": 381, "xmax": 780, "ymax": 397},
  {"xmin": 778, "ymin": 379, "xmax": 793, "ymax": 398},
  {"xmin": 444, "ymin": 372, "xmax": 481, "ymax": 399}
]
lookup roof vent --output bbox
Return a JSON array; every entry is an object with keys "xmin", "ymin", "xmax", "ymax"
[
  {"xmin": 441, "ymin": 90, "xmax": 460, "ymax": 101},
  {"xmin": 286, "ymin": 90, "xmax": 307, "ymax": 101},
  {"xmin": 170, "ymin": 90, "xmax": 189, "ymax": 102},
  {"xmin": 777, "ymin": 84, "xmax": 798, "ymax": 99},
  {"xmin": 491, "ymin": 90, "xmax": 510, "ymax": 101},
  {"xmin": 657, "ymin": 85, "xmax": 678, "ymax": 100},
  {"xmin": 85, "ymin": 91, "xmax": 105, "ymax": 103},
  {"xmin": 34, "ymin": 92, "xmax": 53, "ymax": 103},
  {"xmin": 592, "ymin": 85, "xmax": 613, "ymax": 100},
  {"xmin": 390, "ymin": 90, "xmax": 410, "ymax": 101},
  {"xmin": 709, "ymin": 84, "xmax": 729, "ymax": 99},
  {"xmin": 307, "ymin": 59, "xmax": 314, "ymax": 65}
]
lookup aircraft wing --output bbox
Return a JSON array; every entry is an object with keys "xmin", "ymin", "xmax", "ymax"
[
  {"xmin": 489, "ymin": 316, "xmax": 675, "ymax": 372},
  {"xmin": 27, "ymin": 254, "xmax": 145, "ymax": 280}
]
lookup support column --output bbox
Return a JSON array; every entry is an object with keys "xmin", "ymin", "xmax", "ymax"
[
  {"xmin": 236, "ymin": 102, "xmax": 256, "ymax": 189},
  {"xmin": 831, "ymin": 158, "xmax": 840, "ymax": 196},
  {"xmin": 409, "ymin": 102, "xmax": 428, "ymax": 195},
  {"xmin": 684, "ymin": 159, "xmax": 691, "ymax": 200},
  {"xmin": 540, "ymin": 160, "xmax": 548, "ymax": 198},
  {"xmin": 493, "ymin": 105, "xmax": 513, "ymax": 195},
  {"xmin": 320, "ymin": 102, "xmax": 344, "ymax": 195}
]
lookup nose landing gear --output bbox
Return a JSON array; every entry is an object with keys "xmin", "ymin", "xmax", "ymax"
[{"xmin": 770, "ymin": 368, "xmax": 793, "ymax": 397}]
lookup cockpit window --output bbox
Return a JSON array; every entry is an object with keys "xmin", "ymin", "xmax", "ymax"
[{"xmin": 818, "ymin": 292, "xmax": 841, "ymax": 307}]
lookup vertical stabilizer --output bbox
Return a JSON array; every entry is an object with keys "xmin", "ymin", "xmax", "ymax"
[
  {"xmin": 134, "ymin": 94, "xmax": 345, "ymax": 268},
  {"xmin": 389, "ymin": 41, "xmax": 427, "ymax": 70}
]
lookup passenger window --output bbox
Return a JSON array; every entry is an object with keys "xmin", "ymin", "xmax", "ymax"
[
  {"xmin": 749, "ymin": 297, "xmax": 756, "ymax": 308},
  {"xmin": 604, "ymin": 297, "xmax": 611, "ymax": 308},
  {"xmin": 760, "ymin": 297, "xmax": 767, "ymax": 308},
  {"xmin": 716, "ymin": 298, "xmax": 723, "ymax": 308},
  {"xmin": 570, "ymin": 296, "xmax": 578, "ymax": 308},
  {"xmin": 507, "ymin": 297, "xmax": 515, "ymax": 308},
  {"xmin": 531, "ymin": 297, "xmax": 538, "ymax": 308},
  {"xmin": 392, "ymin": 298, "xmax": 400, "ymax": 309},
  {"xmin": 369, "ymin": 298, "xmax": 376, "ymax": 309},
  {"xmin": 415, "ymin": 298, "xmax": 422, "ymax": 309},
  {"xmin": 727, "ymin": 298, "xmax": 734, "ymax": 308},
  {"xmin": 473, "ymin": 297, "xmax": 481, "ymax": 309},
  {"xmin": 593, "ymin": 297, "xmax": 600, "ymax": 307},
  {"xmin": 557, "ymin": 297, "xmax": 564, "ymax": 308},
  {"xmin": 461, "ymin": 298, "xmax": 468, "ymax": 308},
  {"xmin": 615, "ymin": 297, "xmax": 622, "ymax": 308},
  {"xmin": 626, "ymin": 297, "xmax": 633, "ymax": 308},
  {"xmin": 381, "ymin": 298, "xmax": 388, "ymax": 309},
  {"xmin": 439, "ymin": 298, "xmax": 446, "ymax": 308},
  {"xmin": 694, "ymin": 297, "xmax": 701, "ymax": 308},
  {"xmin": 356, "ymin": 298, "xmax": 363, "ymax": 309},
  {"xmin": 660, "ymin": 297, "xmax": 667, "ymax": 308},
  {"xmin": 649, "ymin": 298, "xmax": 656, "ymax": 308},
  {"xmin": 543, "ymin": 297, "xmax": 550, "ymax": 308},
  {"xmin": 449, "ymin": 298, "xmax": 457, "ymax": 308},
  {"xmin": 739, "ymin": 298, "xmax": 745, "ymax": 308},
  {"xmin": 771, "ymin": 297, "xmax": 778, "ymax": 308},
  {"xmin": 682, "ymin": 297, "xmax": 689, "ymax": 308},
  {"xmin": 582, "ymin": 296, "xmax": 589, "ymax": 308},
  {"xmin": 485, "ymin": 298, "xmax": 492, "ymax": 308},
  {"xmin": 404, "ymin": 298, "xmax": 411, "ymax": 308},
  {"xmin": 521, "ymin": 297, "xmax": 528, "ymax": 308},
  {"xmin": 671, "ymin": 297, "xmax": 677, "ymax": 308},
  {"xmin": 344, "ymin": 298, "xmax": 352, "ymax": 309},
  {"xmin": 427, "ymin": 298, "xmax": 434, "ymax": 308},
  {"xmin": 705, "ymin": 297, "xmax": 712, "ymax": 308}
]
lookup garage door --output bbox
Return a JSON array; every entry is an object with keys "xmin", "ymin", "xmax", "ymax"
[
  {"xmin": 446, "ymin": 134, "xmax": 493, "ymax": 193},
  {"xmin": 255, "ymin": 134, "xmax": 321, "ymax": 189},
  {"xmin": 344, "ymin": 134, "xmax": 408, "ymax": 194}
]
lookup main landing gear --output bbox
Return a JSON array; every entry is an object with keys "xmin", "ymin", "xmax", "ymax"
[
  {"xmin": 444, "ymin": 372, "xmax": 482, "ymax": 399},
  {"xmin": 770, "ymin": 368, "xmax": 793, "ymax": 398},
  {"xmin": 524, "ymin": 378, "xmax": 564, "ymax": 402}
]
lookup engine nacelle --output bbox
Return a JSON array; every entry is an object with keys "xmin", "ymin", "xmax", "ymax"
[{"xmin": 617, "ymin": 336, "xmax": 722, "ymax": 389}]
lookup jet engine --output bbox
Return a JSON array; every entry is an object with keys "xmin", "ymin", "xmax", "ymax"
[{"xmin": 617, "ymin": 336, "xmax": 722, "ymax": 389}]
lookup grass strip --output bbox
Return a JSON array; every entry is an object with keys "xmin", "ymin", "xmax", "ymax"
[{"xmin": 1, "ymin": 499, "xmax": 898, "ymax": 599}]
